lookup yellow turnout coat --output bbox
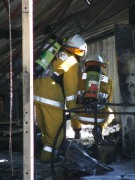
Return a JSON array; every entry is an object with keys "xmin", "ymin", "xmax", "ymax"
[
  {"xmin": 71, "ymin": 72, "xmax": 114, "ymax": 130},
  {"xmin": 34, "ymin": 50, "xmax": 79, "ymax": 160}
]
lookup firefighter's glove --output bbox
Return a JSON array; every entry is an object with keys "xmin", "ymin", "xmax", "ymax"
[
  {"xmin": 70, "ymin": 112, "xmax": 76, "ymax": 119},
  {"xmin": 100, "ymin": 98, "xmax": 108, "ymax": 103},
  {"xmin": 76, "ymin": 96, "xmax": 83, "ymax": 104}
]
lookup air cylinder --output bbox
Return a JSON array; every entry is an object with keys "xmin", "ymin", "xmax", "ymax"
[
  {"xmin": 34, "ymin": 38, "xmax": 61, "ymax": 78},
  {"xmin": 83, "ymin": 64, "xmax": 101, "ymax": 104}
]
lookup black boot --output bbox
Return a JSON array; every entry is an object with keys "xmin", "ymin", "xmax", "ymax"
[
  {"xmin": 92, "ymin": 126, "xmax": 103, "ymax": 143},
  {"xmin": 74, "ymin": 129, "xmax": 81, "ymax": 139}
]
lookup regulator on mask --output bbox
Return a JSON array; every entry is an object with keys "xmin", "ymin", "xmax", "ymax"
[
  {"xmin": 34, "ymin": 36, "xmax": 63, "ymax": 78},
  {"xmin": 83, "ymin": 54, "xmax": 104, "ymax": 105}
]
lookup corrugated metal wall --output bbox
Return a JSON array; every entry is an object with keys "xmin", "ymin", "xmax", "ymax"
[{"xmin": 87, "ymin": 36, "xmax": 121, "ymax": 122}]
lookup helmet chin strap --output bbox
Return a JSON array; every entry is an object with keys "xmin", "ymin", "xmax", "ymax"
[
  {"xmin": 77, "ymin": 56, "xmax": 85, "ymax": 61},
  {"xmin": 76, "ymin": 56, "xmax": 82, "ymax": 62}
]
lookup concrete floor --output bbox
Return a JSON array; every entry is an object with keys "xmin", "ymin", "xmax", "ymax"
[
  {"xmin": 35, "ymin": 156, "xmax": 135, "ymax": 180},
  {"xmin": 0, "ymin": 143, "xmax": 135, "ymax": 180},
  {"xmin": 78, "ymin": 159, "xmax": 135, "ymax": 180}
]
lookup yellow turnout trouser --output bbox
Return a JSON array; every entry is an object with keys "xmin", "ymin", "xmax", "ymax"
[{"xmin": 35, "ymin": 103, "xmax": 64, "ymax": 150}]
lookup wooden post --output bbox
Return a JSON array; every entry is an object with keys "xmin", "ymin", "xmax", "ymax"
[{"xmin": 22, "ymin": 0, "xmax": 34, "ymax": 179}]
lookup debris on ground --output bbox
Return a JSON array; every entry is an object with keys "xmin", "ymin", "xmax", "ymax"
[
  {"xmin": 0, "ymin": 123, "xmax": 135, "ymax": 180},
  {"xmin": 62, "ymin": 140, "xmax": 114, "ymax": 178}
]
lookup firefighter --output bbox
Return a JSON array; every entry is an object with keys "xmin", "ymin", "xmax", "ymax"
[
  {"xmin": 34, "ymin": 34, "xmax": 87, "ymax": 162},
  {"xmin": 71, "ymin": 54, "xmax": 114, "ymax": 141}
]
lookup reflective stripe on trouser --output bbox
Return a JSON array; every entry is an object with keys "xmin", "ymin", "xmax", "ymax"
[
  {"xmin": 43, "ymin": 146, "xmax": 58, "ymax": 155},
  {"xmin": 71, "ymin": 108, "xmax": 115, "ymax": 129},
  {"xmin": 35, "ymin": 103, "xmax": 64, "ymax": 151},
  {"xmin": 76, "ymin": 115, "xmax": 106, "ymax": 123},
  {"xmin": 71, "ymin": 115, "xmax": 106, "ymax": 130}
]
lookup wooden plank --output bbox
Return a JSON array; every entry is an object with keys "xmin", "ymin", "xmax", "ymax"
[{"xmin": 22, "ymin": 0, "xmax": 34, "ymax": 179}]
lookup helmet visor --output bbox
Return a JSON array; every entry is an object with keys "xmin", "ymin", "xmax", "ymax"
[
  {"xmin": 65, "ymin": 47, "xmax": 84, "ymax": 56},
  {"xmin": 74, "ymin": 48, "xmax": 84, "ymax": 56}
]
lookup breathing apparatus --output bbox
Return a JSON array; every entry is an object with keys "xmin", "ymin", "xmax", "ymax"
[
  {"xmin": 34, "ymin": 36, "xmax": 63, "ymax": 78},
  {"xmin": 83, "ymin": 54, "xmax": 105, "ymax": 105}
]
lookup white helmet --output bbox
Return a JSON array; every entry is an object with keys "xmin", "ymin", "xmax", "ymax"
[
  {"xmin": 85, "ymin": 54, "xmax": 104, "ymax": 63},
  {"xmin": 65, "ymin": 34, "xmax": 87, "ymax": 57}
]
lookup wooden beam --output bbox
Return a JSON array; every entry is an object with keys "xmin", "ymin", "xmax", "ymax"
[{"xmin": 22, "ymin": 0, "xmax": 34, "ymax": 180}]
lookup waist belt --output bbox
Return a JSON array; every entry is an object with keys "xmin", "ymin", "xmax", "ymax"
[{"xmin": 51, "ymin": 73, "xmax": 63, "ymax": 87}]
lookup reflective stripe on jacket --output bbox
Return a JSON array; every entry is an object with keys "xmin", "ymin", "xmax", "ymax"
[
  {"xmin": 77, "ymin": 90, "xmax": 109, "ymax": 110},
  {"xmin": 34, "ymin": 95, "xmax": 64, "ymax": 109}
]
